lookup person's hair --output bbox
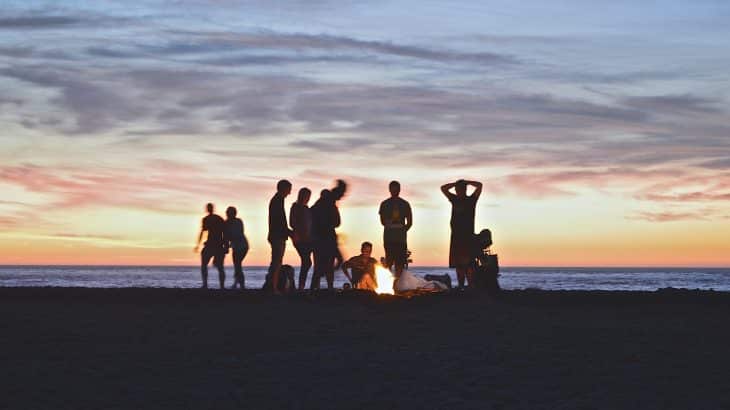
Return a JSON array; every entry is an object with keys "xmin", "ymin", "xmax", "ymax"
[
  {"xmin": 297, "ymin": 187, "xmax": 311, "ymax": 203},
  {"xmin": 455, "ymin": 179, "xmax": 467, "ymax": 191},
  {"xmin": 206, "ymin": 203, "xmax": 214, "ymax": 213},
  {"xmin": 389, "ymin": 180, "xmax": 400, "ymax": 190},
  {"xmin": 332, "ymin": 179, "xmax": 347, "ymax": 201},
  {"xmin": 277, "ymin": 179, "xmax": 292, "ymax": 192},
  {"xmin": 361, "ymin": 241, "xmax": 373, "ymax": 250},
  {"xmin": 226, "ymin": 206, "xmax": 237, "ymax": 219}
]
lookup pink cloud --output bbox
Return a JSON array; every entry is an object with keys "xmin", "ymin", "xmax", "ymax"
[{"xmin": 0, "ymin": 162, "xmax": 274, "ymax": 214}]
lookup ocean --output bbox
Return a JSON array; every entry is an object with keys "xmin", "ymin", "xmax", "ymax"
[{"xmin": 1, "ymin": 265, "xmax": 729, "ymax": 291}]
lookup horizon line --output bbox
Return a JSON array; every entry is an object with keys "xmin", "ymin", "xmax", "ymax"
[{"xmin": 1, "ymin": 264, "xmax": 728, "ymax": 269}]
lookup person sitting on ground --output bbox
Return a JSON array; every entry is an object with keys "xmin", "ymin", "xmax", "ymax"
[{"xmin": 342, "ymin": 242, "xmax": 378, "ymax": 291}]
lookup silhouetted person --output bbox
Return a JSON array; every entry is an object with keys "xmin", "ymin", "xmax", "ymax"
[
  {"xmin": 441, "ymin": 179, "xmax": 482, "ymax": 288},
  {"xmin": 379, "ymin": 181, "xmax": 412, "ymax": 277},
  {"xmin": 194, "ymin": 203, "xmax": 226, "ymax": 289},
  {"xmin": 225, "ymin": 206, "xmax": 249, "ymax": 290},
  {"xmin": 310, "ymin": 189, "xmax": 340, "ymax": 290},
  {"xmin": 290, "ymin": 187, "xmax": 313, "ymax": 290},
  {"xmin": 342, "ymin": 241, "xmax": 378, "ymax": 291},
  {"xmin": 267, "ymin": 179, "xmax": 293, "ymax": 295},
  {"xmin": 331, "ymin": 179, "xmax": 348, "ymax": 270}
]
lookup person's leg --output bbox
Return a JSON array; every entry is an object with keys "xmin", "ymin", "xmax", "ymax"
[
  {"xmin": 214, "ymin": 251, "xmax": 225, "ymax": 289},
  {"xmin": 295, "ymin": 243, "xmax": 312, "ymax": 291},
  {"xmin": 384, "ymin": 242, "xmax": 394, "ymax": 272},
  {"xmin": 200, "ymin": 247, "xmax": 213, "ymax": 288},
  {"xmin": 394, "ymin": 242, "xmax": 406, "ymax": 278},
  {"xmin": 325, "ymin": 247, "xmax": 335, "ymax": 290},
  {"xmin": 310, "ymin": 244, "xmax": 322, "ymax": 290},
  {"xmin": 232, "ymin": 248, "xmax": 243, "ymax": 289},
  {"xmin": 456, "ymin": 266, "xmax": 466, "ymax": 289},
  {"xmin": 268, "ymin": 240, "xmax": 285, "ymax": 294}
]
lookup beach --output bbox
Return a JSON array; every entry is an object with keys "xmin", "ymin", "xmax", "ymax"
[{"xmin": 2, "ymin": 288, "xmax": 729, "ymax": 410}]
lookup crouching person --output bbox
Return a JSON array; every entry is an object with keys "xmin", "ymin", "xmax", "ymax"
[
  {"xmin": 342, "ymin": 242, "xmax": 378, "ymax": 291},
  {"xmin": 263, "ymin": 264, "xmax": 296, "ymax": 294}
]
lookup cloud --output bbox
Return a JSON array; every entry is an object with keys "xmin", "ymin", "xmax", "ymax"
[
  {"xmin": 698, "ymin": 158, "xmax": 730, "ymax": 170},
  {"xmin": 489, "ymin": 168, "xmax": 682, "ymax": 199},
  {"xmin": 165, "ymin": 30, "xmax": 518, "ymax": 66},
  {"xmin": 0, "ymin": 163, "xmax": 272, "ymax": 214},
  {"xmin": 291, "ymin": 137, "xmax": 375, "ymax": 153},
  {"xmin": 629, "ymin": 210, "xmax": 711, "ymax": 222},
  {"xmin": 638, "ymin": 192, "xmax": 730, "ymax": 202},
  {"xmin": 622, "ymin": 94, "xmax": 722, "ymax": 115},
  {"xmin": 0, "ymin": 16, "xmax": 84, "ymax": 29}
]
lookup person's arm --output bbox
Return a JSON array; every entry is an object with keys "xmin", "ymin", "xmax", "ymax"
[
  {"xmin": 333, "ymin": 206, "xmax": 341, "ymax": 228},
  {"xmin": 404, "ymin": 202, "xmax": 413, "ymax": 232},
  {"xmin": 289, "ymin": 205, "xmax": 297, "ymax": 232},
  {"xmin": 467, "ymin": 180, "xmax": 483, "ymax": 199},
  {"xmin": 341, "ymin": 260, "xmax": 353, "ymax": 283},
  {"xmin": 194, "ymin": 219, "xmax": 204, "ymax": 252},
  {"xmin": 379, "ymin": 202, "xmax": 388, "ymax": 228},
  {"xmin": 441, "ymin": 182, "xmax": 457, "ymax": 200}
]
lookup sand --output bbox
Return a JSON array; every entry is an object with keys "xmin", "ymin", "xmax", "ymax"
[{"xmin": 1, "ymin": 287, "xmax": 729, "ymax": 410}]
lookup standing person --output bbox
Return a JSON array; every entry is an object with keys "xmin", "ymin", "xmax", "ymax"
[
  {"xmin": 267, "ymin": 179, "xmax": 293, "ymax": 295},
  {"xmin": 378, "ymin": 181, "xmax": 412, "ymax": 278},
  {"xmin": 225, "ymin": 206, "xmax": 249, "ymax": 290},
  {"xmin": 441, "ymin": 179, "xmax": 483, "ymax": 289},
  {"xmin": 331, "ymin": 179, "xmax": 348, "ymax": 270},
  {"xmin": 310, "ymin": 189, "xmax": 340, "ymax": 290},
  {"xmin": 194, "ymin": 203, "xmax": 226, "ymax": 289},
  {"xmin": 290, "ymin": 187, "xmax": 313, "ymax": 290}
]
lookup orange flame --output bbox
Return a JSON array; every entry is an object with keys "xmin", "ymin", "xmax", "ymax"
[{"xmin": 374, "ymin": 265, "xmax": 395, "ymax": 295}]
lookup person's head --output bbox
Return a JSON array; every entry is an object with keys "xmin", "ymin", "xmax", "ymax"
[
  {"xmin": 360, "ymin": 241, "xmax": 373, "ymax": 257},
  {"xmin": 297, "ymin": 187, "xmax": 311, "ymax": 205},
  {"xmin": 225, "ymin": 206, "xmax": 237, "ymax": 220},
  {"xmin": 455, "ymin": 179, "xmax": 467, "ymax": 197},
  {"xmin": 277, "ymin": 179, "xmax": 292, "ymax": 197},
  {"xmin": 206, "ymin": 203, "xmax": 214, "ymax": 214},
  {"xmin": 319, "ymin": 189, "xmax": 332, "ymax": 202},
  {"xmin": 389, "ymin": 180, "xmax": 401, "ymax": 197}
]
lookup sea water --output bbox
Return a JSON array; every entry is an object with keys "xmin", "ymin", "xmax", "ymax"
[{"xmin": 1, "ymin": 265, "xmax": 729, "ymax": 291}]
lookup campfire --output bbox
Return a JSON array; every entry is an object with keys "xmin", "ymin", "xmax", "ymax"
[{"xmin": 374, "ymin": 265, "xmax": 395, "ymax": 295}]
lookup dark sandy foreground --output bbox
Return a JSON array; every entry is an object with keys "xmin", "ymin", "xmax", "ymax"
[{"xmin": 1, "ymin": 288, "xmax": 729, "ymax": 410}]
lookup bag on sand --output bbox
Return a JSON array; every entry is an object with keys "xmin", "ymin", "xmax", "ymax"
[
  {"xmin": 473, "ymin": 253, "xmax": 500, "ymax": 294},
  {"xmin": 424, "ymin": 274, "xmax": 452, "ymax": 289}
]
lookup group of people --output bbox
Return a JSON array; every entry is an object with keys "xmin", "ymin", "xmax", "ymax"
[{"xmin": 195, "ymin": 178, "xmax": 483, "ymax": 292}]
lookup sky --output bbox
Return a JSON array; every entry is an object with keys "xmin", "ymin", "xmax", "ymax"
[{"xmin": 0, "ymin": 0, "xmax": 729, "ymax": 266}]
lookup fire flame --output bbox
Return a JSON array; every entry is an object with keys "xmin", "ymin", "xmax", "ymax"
[{"xmin": 374, "ymin": 264, "xmax": 395, "ymax": 295}]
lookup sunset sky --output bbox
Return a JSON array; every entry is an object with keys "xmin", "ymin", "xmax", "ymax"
[{"xmin": 1, "ymin": 1, "xmax": 729, "ymax": 266}]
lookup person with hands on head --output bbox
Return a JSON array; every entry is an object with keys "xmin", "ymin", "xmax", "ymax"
[{"xmin": 441, "ymin": 179, "xmax": 483, "ymax": 289}]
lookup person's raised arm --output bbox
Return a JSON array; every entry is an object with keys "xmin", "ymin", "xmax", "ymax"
[
  {"xmin": 468, "ymin": 180, "xmax": 483, "ymax": 199},
  {"xmin": 441, "ymin": 182, "xmax": 457, "ymax": 200}
]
